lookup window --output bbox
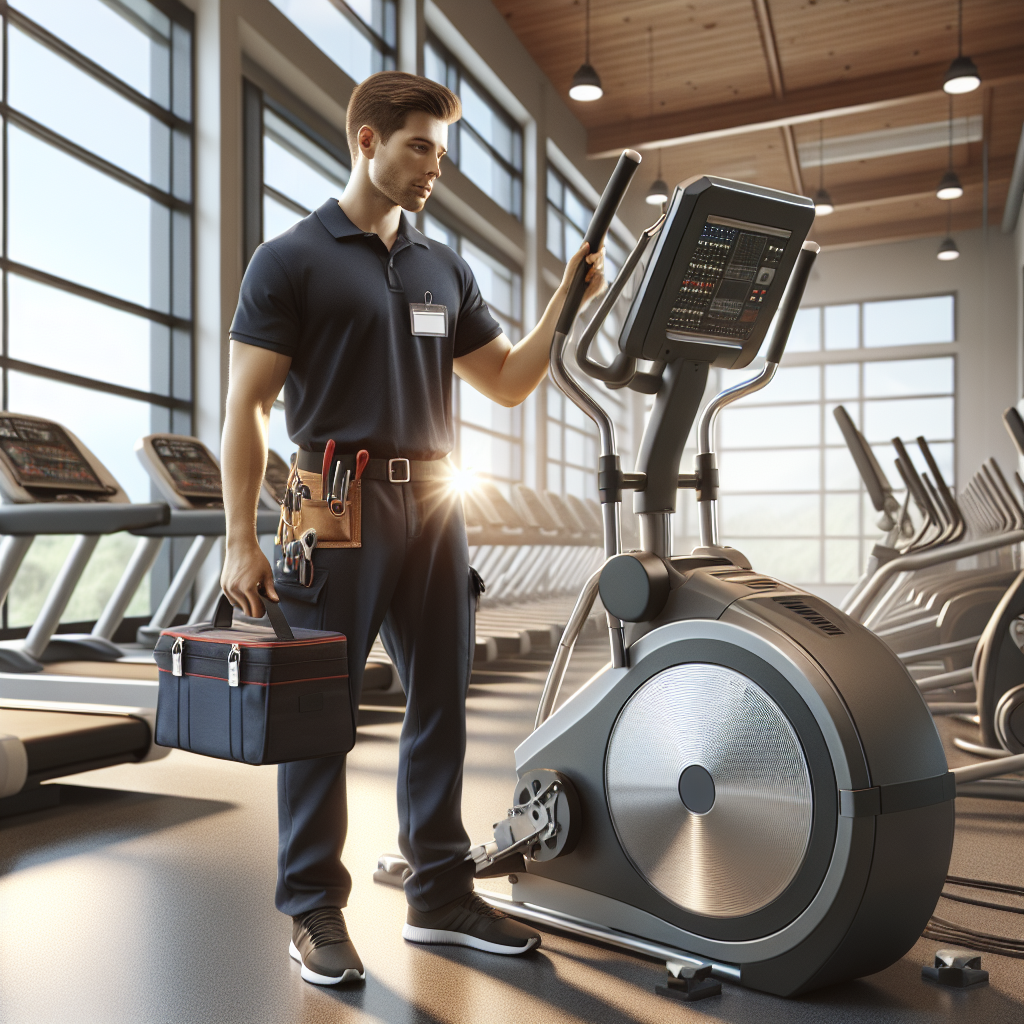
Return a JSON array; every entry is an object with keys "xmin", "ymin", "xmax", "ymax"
[
  {"xmin": 422, "ymin": 213, "xmax": 523, "ymax": 489},
  {"xmin": 243, "ymin": 80, "xmax": 351, "ymax": 462},
  {"xmin": 424, "ymin": 38, "xmax": 523, "ymax": 219},
  {"xmin": 546, "ymin": 386, "xmax": 599, "ymax": 500},
  {"xmin": 681, "ymin": 295, "xmax": 956, "ymax": 588},
  {"xmin": 269, "ymin": 0, "xmax": 396, "ymax": 83},
  {"xmin": 2, "ymin": 0, "xmax": 194, "ymax": 628},
  {"xmin": 546, "ymin": 166, "xmax": 594, "ymax": 262},
  {"xmin": 545, "ymin": 169, "xmax": 636, "ymax": 501}
]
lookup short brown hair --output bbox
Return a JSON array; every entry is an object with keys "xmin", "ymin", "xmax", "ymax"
[{"xmin": 346, "ymin": 71, "xmax": 461, "ymax": 160}]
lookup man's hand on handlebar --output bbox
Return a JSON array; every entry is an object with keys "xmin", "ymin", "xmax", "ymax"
[
  {"xmin": 221, "ymin": 542, "xmax": 280, "ymax": 619},
  {"xmin": 562, "ymin": 241, "xmax": 606, "ymax": 309}
]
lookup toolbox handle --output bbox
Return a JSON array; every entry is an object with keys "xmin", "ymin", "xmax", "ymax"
[{"xmin": 212, "ymin": 591, "xmax": 295, "ymax": 641}]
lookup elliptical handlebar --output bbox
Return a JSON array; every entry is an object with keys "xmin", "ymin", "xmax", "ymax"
[
  {"xmin": 765, "ymin": 241, "xmax": 819, "ymax": 365},
  {"xmin": 574, "ymin": 214, "xmax": 665, "ymax": 386},
  {"xmin": 548, "ymin": 150, "xmax": 642, "ymax": 671},
  {"xmin": 554, "ymin": 150, "xmax": 642, "ymax": 337},
  {"xmin": 693, "ymin": 241, "xmax": 819, "ymax": 548}
]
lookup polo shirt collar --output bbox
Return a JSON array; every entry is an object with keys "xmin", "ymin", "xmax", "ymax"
[{"xmin": 316, "ymin": 199, "xmax": 430, "ymax": 248}]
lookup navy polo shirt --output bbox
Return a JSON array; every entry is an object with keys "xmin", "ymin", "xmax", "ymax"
[{"xmin": 229, "ymin": 199, "xmax": 503, "ymax": 460}]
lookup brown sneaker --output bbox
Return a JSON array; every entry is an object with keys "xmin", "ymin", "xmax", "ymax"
[
  {"xmin": 403, "ymin": 891, "xmax": 540, "ymax": 955},
  {"xmin": 289, "ymin": 907, "xmax": 365, "ymax": 984}
]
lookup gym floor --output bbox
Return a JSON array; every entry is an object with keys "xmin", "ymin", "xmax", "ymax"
[{"xmin": 1, "ymin": 639, "xmax": 1021, "ymax": 1024}]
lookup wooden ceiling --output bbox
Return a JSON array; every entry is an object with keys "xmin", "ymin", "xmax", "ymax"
[{"xmin": 493, "ymin": 0, "xmax": 1024, "ymax": 247}]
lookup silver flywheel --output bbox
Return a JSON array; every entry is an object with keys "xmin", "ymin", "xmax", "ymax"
[{"xmin": 605, "ymin": 662, "xmax": 813, "ymax": 918}]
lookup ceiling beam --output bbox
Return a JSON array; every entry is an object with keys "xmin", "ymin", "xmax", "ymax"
[
  {"xmin": 751, "ymin": 0, "xmax": 784, "ymax": 100},
  {"xmin": 814, "ymin": 207, "xmax": 992, "ymax": 250},
  {"xmin": 781, "ymin": 126, "xmax": 805, "ymax": 194},
  {"xmin": 590, "ymin": 47, "xmax": 1023, "ymax": 157},
  {"xmin": 826, "ymin": 156, "xmax": 1014, "ymax": 210}
]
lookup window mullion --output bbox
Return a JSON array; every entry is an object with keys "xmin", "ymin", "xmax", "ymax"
[{"xmin": 5, "ymin": 6, "xmax": 187, "ymax": 129}]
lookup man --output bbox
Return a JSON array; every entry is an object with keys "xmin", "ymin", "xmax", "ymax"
[{"xmin": 221, "ymin": 71, "xmax": 603, "ymax": 986}]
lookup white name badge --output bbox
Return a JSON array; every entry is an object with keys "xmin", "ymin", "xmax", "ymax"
[{"xmin": 409, "ymin": 291, "xmax": 448, "ymax": 337}]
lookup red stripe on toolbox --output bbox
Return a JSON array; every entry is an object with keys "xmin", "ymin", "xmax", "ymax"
[
  {"xmin": 161, "ymin": 670, "xmax": 349, "ymax": 687},
  {"xmin": 160, "ymin": 633, "xmax": 346, "ymax": 648}
]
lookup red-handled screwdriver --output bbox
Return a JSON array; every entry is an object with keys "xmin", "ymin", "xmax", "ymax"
[
  {"xmin": 355, "ymin": 449, "xmax": 369, "ymax": 481},
  {"xmin": 321, "ymin": 439, "xmax": 335, "ymax": 500}
]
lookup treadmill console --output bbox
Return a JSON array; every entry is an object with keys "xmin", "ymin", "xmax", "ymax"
[
  {"xmin": 0, "ymin": 413, "xmax": 127, "ymax": 503},
  {"xmin": 619, "ymin": 176, "xmax": 815, "ymax": 369},
  {"xmin": 136, "ymin": 434, "xmax": 287, "ymax": 511},
  {"xmin": 137, "ymin": 435, "xmax": 223, "ymax": 510}
]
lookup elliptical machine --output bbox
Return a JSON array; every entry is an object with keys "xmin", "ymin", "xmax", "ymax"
[{"xmin": 378, "ymin": 154, "xmax": 1024, "ymax": 996}]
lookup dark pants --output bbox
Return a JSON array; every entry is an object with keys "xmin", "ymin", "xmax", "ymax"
[{"xmin": 273, "ymin": 479, "xmax": 476, "ymax": 915}]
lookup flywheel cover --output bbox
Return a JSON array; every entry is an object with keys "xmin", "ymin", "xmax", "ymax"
[{"xmin": 605, "ymin": 662, "xmax": 813, "ymax": 918}]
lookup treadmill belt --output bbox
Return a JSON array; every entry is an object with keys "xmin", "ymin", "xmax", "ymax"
[{"xmin": 0, "ymin": 709, "xmax": 150, "ymax": 775}]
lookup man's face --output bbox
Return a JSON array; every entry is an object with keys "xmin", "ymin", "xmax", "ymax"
[{"xmin": 365, "ymin": 112, "xmax": 449, "ymax": 213}]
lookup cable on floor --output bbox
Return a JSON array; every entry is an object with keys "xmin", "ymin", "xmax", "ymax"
[{"xmin": 923, "ymin": 876, "xmax": 1024, "ymax": 959}]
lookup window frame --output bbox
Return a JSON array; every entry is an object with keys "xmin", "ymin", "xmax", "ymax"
[
  {"xmin": 424, "ymin": 33, "xmax": 523, "ymax": 221},
  {"xmin": 692, "ymin": 293, "xmax": 958, "ymax": 588},
  {"xmin": 546, "ymin": 164, "xmax": 593, "ymax": 263},
  {"xmin": 269, "ymin": 0, "xmax": 396, "ymax": 79},
  {"xmin": 419, "ymin": 207, "xmax": 524, "ymax": 490},
  {"xmin": 242, "ymin": 75, "xmax": 352, "ymax": 266},
  {"xmin": 0, "ymin": 0, "xmax": 195, "ymax": 423},
  {"xmin": 330, "ymin": 0, "xmax": 397, "ymax": 63}
]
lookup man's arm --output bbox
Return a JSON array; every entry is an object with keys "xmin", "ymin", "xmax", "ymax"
[
  {"xmin": 221, "ymin": 339, "xmax": 292, "ymax": 617},
  {"xmin": 453, "ymin": 242, "xmax": 604, "ymax": 408}
]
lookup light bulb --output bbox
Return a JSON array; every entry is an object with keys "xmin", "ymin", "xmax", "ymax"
[
  {"xmin": 569, "ymin": 63, "xmax": 603, "ymax": 102},
  {"xmin": 646, "ymin": 178, "xmax": 669, "ymax": 205},
  {"xmin": 814, "ymin": 188, "xmax": 834, "ymax": 216},
  {"xmin": 936, "ymin": 169, "xmax": 963, "ymax": 201},
  {"xmin": 943, "ymin": 54, "xmax": 981, "ymax": 94}
]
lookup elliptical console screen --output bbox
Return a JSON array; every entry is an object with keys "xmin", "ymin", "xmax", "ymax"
[
  {"xmin": 0, "ymin": 416, "xmax": 107, "ymax": 493},
  {"xmin": 666, "ymin": 216, "xmax": 791, "ymax": 344},
  {"xmin": 152, "ymin": 437, "xmax": 223, "ymax": 499}
]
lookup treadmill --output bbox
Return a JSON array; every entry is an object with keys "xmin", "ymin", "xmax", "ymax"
[{"xmin": 0, "ymin": 414, "xmax": 171, "ymax": 816}]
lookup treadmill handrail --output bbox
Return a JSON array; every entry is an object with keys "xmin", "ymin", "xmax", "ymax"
[
  {"xmin": 130, "ymin": 508, "xmax": 280, "ymax": 537},
  {"xmin": 0, "ymin": 502, "xmax": 169, "ymax": 536}
]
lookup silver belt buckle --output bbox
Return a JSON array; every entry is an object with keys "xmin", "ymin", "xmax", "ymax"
[{"xmin": 388, "ymin": 457, "xmax": 411, "ymax": 483}]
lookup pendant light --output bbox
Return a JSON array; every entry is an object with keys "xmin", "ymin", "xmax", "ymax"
[
  {"xmin": 937, "ymin": 205, "xmax": 960, "ymax": 260},
  {"xmin": 813, "ymin": 121, "xmax": 834, "ymax": 215},
  {"xmin": 644, "ymin": 28, "xmax": 668, "ymax": 206},
  {"xmin": 936, "ymin": 98, "xmax": 964, "ymax": 200},
  {"xmin": 646, "ymin": 151, "xmax": 669, "ymax": 206},
  {"xmin": 569, "ymin": 0, "xmax": 603, "ymax": 102},
  {"xmin": 943, "ymin": 0, "xmax": 980, "ymax": 94}
]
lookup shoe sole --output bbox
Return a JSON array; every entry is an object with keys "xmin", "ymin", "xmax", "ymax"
[
  {"xmin": 402, "ymin": 924, "xmax": 540, "ymax": 955},
  {"xmin": 288, "ymin": 940, "xmax": 365, "ymax": 985}
]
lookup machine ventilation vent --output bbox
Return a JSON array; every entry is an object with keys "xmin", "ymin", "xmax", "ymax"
[
  {"xmin": 709, "ymin": 570, "xmax": 781, "ymax": 592},
  {"xmin": 772, "ymin": 597, "xmax": 845, "ymax": 636}
]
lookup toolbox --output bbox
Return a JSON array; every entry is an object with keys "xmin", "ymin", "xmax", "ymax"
[{"xmin": 153, "ymin": 594, "xmax": 351, "ymax": 765}]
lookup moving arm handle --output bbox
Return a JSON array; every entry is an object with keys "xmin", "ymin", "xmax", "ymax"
[
  {"xmin": 1003, "ymin": 407, "xmax": 1024, "ymax": 457},
  {"xmin": 834, "ymin": 405, "xmax": 889, "ymax": 513},
  {"xmin": 574, "ymin": 216, "xmax": 664, "ymax": 386},
  {"xmin": 764, "ymin": 241, "xmax": 819, "ymax": 365},
  {"xmin": 555, "ymin": 150, "xmax": 642, "ymax": 336}
]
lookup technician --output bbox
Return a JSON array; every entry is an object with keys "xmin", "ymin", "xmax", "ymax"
[{"xmin": 221, "ymin": 71, "xmax": 604, "ymax": 986}]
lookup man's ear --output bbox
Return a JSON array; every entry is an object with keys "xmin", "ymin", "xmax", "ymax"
[{"xmin": 357, "ymin": 124, "xmax": 378, "ymax": 160}]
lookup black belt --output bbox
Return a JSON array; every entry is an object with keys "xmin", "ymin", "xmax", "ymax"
[{"xmin": 296, "ymin": 449, "xmax": 453, "ymax": 483}]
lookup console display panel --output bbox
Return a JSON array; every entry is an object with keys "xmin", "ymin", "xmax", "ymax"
[
  {"xmin": 152, "ymin": 437, "xmax": 223, "ymax": 499},
  {"xmin": 666, "ymin": 216, "xmax": 790, "ymax": 345},
  {"xmin": 0, "ymin": 416, "xmax": 107, "ymax": 493}
]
